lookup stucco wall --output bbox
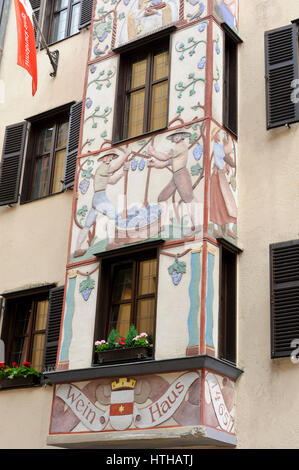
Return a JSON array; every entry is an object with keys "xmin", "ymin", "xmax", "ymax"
[
  {"xmin": 0, "ymin": 3, "xmax": 89, "ymax": 449},
  {"xmin": 237, "ymin": 0, "xmax": 299, "ymax": 448}
]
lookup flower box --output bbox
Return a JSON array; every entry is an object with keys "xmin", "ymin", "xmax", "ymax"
[
  {"xmin": 95, "ymin": 346, "xmax": 152, "ymax": 365},
  {"xmin": 0, "ymin": 375, "xmax": 40, "ymax": 390}
]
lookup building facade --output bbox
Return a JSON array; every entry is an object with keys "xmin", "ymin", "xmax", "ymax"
[{"xmin": 0, "ymin": 0, "xmax": 299, "ymax": 449}]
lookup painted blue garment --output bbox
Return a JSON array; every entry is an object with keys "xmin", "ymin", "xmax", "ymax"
[
  {"xmin": 60, "ymin": 277, "xmax": 76, "ymax": 362},
  {"xmin": 85, "ymin": 190, "xmax": 116, "ymax": 227},
  {"xmin": 205, "ymin": 251, "xmax": 215, "ymax": 348},
  {"xmin": 213, "ymin": 142, "xmax": 226, "ymax": 170},
  {"xmin": 187, "ymin": 252, "xmax": 201, "ymax": 347},
  {"xmin": 219, "ymin": 2, "xmax": 235, "ymax": 29}
]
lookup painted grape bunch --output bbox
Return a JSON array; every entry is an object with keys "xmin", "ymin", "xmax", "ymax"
[
  {"xmin": 79, "ymin": 275, "xmax": 96, "ymax": 302},
  {"xmin": 131, "ymin": 159, "xmax": 138, "ymax": 171},
  {"xmin": 79, "ymin": 179, "xmax": 90, "ymax": 195},
  {"xmin": 86, "ymin": 98, "xmax": 93, "ymax": 109},
  {"xmin": 139, "ymin": 159, "xmax": 146, "ymax": 171},
  {"xmin": 193, "ymin": 144, "xmax": 203, "ymax": 161},
  {"xmin": 168, "ymin": 257, "xmax": 187, "ymax": 286},
  {"xmin": 197, "ymin": 57, "xmax": 206, "ymax": 69}
]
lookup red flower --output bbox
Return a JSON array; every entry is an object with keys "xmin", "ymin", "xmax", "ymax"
[
  {"xmin": 23, "ymin": 362, "xmax": 31, "ymax": 367},
  {"xmin": 116, "ymin": 338, "xmax": 119, "ymax": 342},
  {"xmin": 0, "ymin": 362, "xmax": 6, "ymax": 369},
  {"xmin": 12, "ymin": 362, "xmax": 18, "ymax": 368}
]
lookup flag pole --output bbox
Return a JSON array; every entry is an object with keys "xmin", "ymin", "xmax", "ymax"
[{"xmin": 32, "ymin": 13, "xmax": 59, "ymax": 77}]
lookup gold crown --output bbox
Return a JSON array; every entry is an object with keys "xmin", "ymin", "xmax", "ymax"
[{"xmin": 111, "ymin": 378, "xmax": 136, "ymax": 391}]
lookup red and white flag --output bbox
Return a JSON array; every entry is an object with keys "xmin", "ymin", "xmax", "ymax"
[{"xmin": 14, "ymin": 0, "xmax": 37, "ymax": 96}]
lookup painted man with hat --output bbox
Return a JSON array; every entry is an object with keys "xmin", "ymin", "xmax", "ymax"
[
  {"xmin": 74, "ymin": 149, "xmax": 130, "ymax": 258},
  {"xmin": 210, "ymin": 127, "xmax": 237, "ymax": 238},
  {"xmin": 148, "ymin": 131, "xmax": 202, "ymax": 235}
]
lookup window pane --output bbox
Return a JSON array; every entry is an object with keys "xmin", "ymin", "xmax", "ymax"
[
  {"xmin": 55, "ymin": 0, "xmax": 69, "ymax": 10},
  {"xmin": 109, "ymin": 304, "xmax": 131, "ymax": 338},
  {"xmin": 38, "ymin": 127, "xmax": 53, "ymax": 155},
  {"xmin": 14, "ymin": 300, "xmax": 32, "ymax": 336},
  {"xmin": 52, "ymin": 10, "xmax": 67, "ymax": 42},
  {"xmin": 34, "ymin": 300, "xmax": 49, "ymax": 331},
  {"xmin": 136, "ymin": 298, "xmax": 155, "ymax": 336},
  {"xmin": 150, "ymin": 81, "xmax": 168, "ymax": 131},
  {"xmin": 130, "ymin": 59, "xmax": 147, "ymax": 89},
  {"xmin": 31, "ymin": 333, "xmax": 46, "ymax": 372},
  {"xmin": 52, "ymin": 149, "xmax": 66, "ymax": 194},
  {"xmin": 32, "ymin": 156, "xmax": 50, "ymax": 199},
  {"xmin": 70, "ymin": 3, "xmax": 80, "ymax": 35},
  {"xmin": 128, "ymin": 89, "xmax": 145, "ymax": 138},
  {"xmin": 153, "ymin": 51, "xmax": 169, "ymax": 81},
  {"xmin": 10, "ymin": 338, "xmax": 27, "ymax": 366},
  {"xmin": 56, "ymin": 122, "xmax": 68, "ymax": 149},
  {"xmin": 112, "ymin": 265, "xmax": 133, "ymax": 302},
  {"xmin": 138, "ymin": 259, "xmax": 157, "ymax": 296}
]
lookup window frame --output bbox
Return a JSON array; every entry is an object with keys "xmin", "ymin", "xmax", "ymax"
[
  {"xmin": 29, "ymin": 114, "xmax": 69, "ymax": 200},
  {"xmin": 94, "ymin": 242, "xmax": 162, "ymax": 361},
  {"xmin": 1, "ymin": 285, "xmax": 55, "ymax": 371},
  {"xmin": 222, "ymin": 23, "xmax": 242, "ymax": 138},
  {"xmin": 217, "ymin": 238, "xmax": 241, "ymax": 365},
  {"xmin": 46, "ymin": 0, "xmax": 82, "ymax": 45},
  {"xmin": 21, "ymin": 104, "xmax": 73, "ymax": 203},
  {"xmin": 113, "ymin": 35, "xmax": 171, "ymax": 144}
]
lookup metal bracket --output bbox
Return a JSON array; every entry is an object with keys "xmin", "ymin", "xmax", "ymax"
[{"xmin": 48, "ymin": 50, "xmax": 59, "ymax": 77}]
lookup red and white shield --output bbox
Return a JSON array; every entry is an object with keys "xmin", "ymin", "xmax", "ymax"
[{"xmin": 110, "ymin": 389, "xmax": 135, "ymax": 430}]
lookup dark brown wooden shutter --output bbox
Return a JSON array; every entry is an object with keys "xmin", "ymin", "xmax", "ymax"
[
  {"xmin": 265, "ymin": 24, "xmax": 299, "ymax": 129},
  {"xmin": 64, "ymin": 101, "xmax": 82, "ymax": 189},
  {"xmin": 0, "ymin": 122, "xmax": 27, "ymax": 206},
  {"xmin": 78, "ymin": 0, "xmax": 93, "ymax": 30},
  {"xmin": 43, "ymin": 286, "xmax": 64, "ymax": 371},
  {"xmin": 30, "ymin": 0, "xmax": 41, "ymax": 44},
  {"xmin": 270, "ymin": 240, "xmax": 299, "ymax": 358}
]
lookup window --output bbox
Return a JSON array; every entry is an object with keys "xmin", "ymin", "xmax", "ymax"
[
  {"xmin": 30, "ymin": 116, "xmax": 69, "ymax": 200},
  {"xmin": 218, "ymin": 238, "xmax": 240, "ymax": 364},
  {"xmin": 22, "ymin": 111, "xmax": 69, "ymax": 201},
  {"xmin": 0, "ymin": 102, "xmax": 82, "ymax": 206},
  {"xmin": 95, "ymin": 246, "xmax": 159, "ymax": 348},
  {"xmin": 1, "ymin": 285, "xmax": 64, "ymax": 373},
  {"xmin": 265, "ymin": 23, "xmax": 299, "ymax": 129},
  {"xmin": 113, "ymin": 38, "xmax": 170, "ymax": 142},
  {"xmin": 48, "ymin": 0, "xmax": 81, "ymax": 43},
  {"xmin": 222, "ymin": 23, "xmax": 242, "ymax": 137},
  {"xmin": 270, "ymin": 240, "xmax": 299, "ymax": 358}
]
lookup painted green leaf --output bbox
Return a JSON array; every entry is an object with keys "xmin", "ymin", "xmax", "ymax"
[
  {"xmin": 191, "ymin": 163, "xmax": 202, "ymax": 176},
  {"xmin": 79, "ymin": 275, "xmax": 96, "ymax": 293}
]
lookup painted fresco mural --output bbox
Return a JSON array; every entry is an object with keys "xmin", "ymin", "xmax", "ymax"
[
  {"xmin": 212, "ymin": 21, "xmax": 223, "ymax": 125},
  {"xmin": 204, "ymin": 371, "xmax": 235, "ymax": 432},
  {"xmin": 49, "ymin": 371, "xmax": 235, "ymax": 436},
  {"xmin": 71, "ymin": 125, "xmax": 206, "ymax": 262},
  {"xmin": 58, "ymin": 0, "xmax": 239, "ymax": 384},
  {"xmin": 184, "ymin": 0, "xmax": 208, "ymax": 23},
  {"xmin": 213, "ymin": 0, "xmax": 239, "ymax": 32},
  {"xmin": 168, "ymin": 23, "xmax": 207, "ymax": 126},
  {"xmin": 208, "ymin": 123, "xmax": 238, "ymax": 240},
  {"xmin": 82, "ymin": 57, "xmax": 118, "ymax": 154},
  {"xmin": 58, "ymin": 263, "xmax": 99, "ymax": 371},
  {"xmin": 89, "ymin": 0, "xmax": 211, "ymax": 62}
]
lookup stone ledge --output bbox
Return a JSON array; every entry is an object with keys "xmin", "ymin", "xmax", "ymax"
[
  {"xmin": 47, "ymin": 425, "xmax": 237, "ymax": 449},
  {"xmin": 43, "ymin": 355, "xmax": 243, "ymax": 384}
]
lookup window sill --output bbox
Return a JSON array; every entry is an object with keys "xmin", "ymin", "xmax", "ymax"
[
  {"xmin": 20, "ymin": 188, "xmax": 72, "ymax": 205},
  {"xmin": 112, "ymin": 126, "xmax": 168, "ymax": 147},
  {"xmin": 43, "ymin": 355, "xmax": 243, "ymax": 385},
  {"xmin": 0, "ymin": 375, "xmax": 41, "ymax": 391}
]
